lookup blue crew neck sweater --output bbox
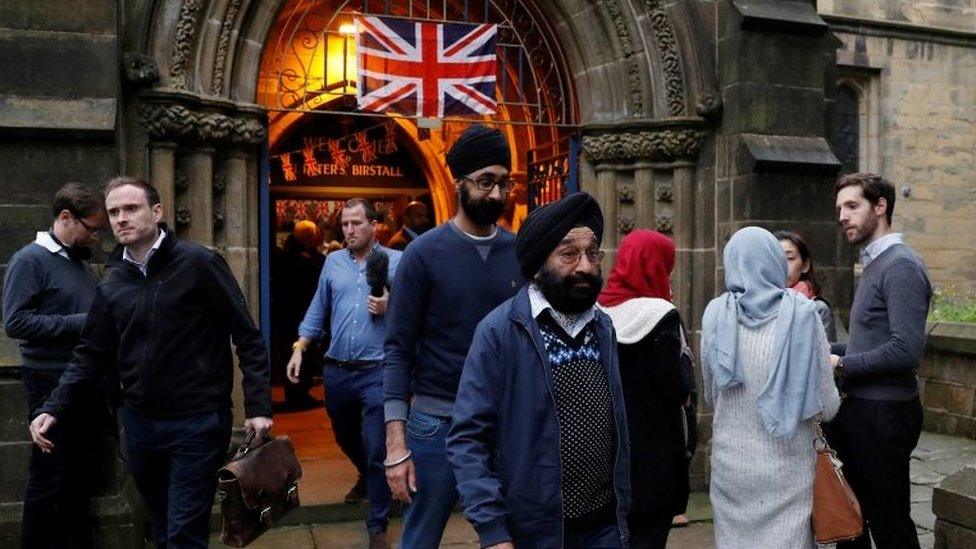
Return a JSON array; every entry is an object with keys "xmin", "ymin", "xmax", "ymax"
[
  {"xmin": 383, "ymin": 222, "xmax": 524, "ymax": 420},
  {"xmin": 3, "ymin": 242, "xmax": 96, "ymax": 370},
  {"xmin": 842, "ymin": 243, "xmax": 932, "ymax": 400}
]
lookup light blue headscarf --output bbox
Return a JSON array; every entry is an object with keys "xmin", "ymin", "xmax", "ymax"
[{"xmin": 702, "ymin": 227, "xmax": 823, "ymax": 438}]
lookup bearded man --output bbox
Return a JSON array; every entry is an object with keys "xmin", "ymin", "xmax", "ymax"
[
  {"xmin": 447, "ymin": 192, "xmax": 631, "ymax": 549},
  {"xmin": 827, "ymin": 173, "xmax": 932, "ymax": 549},
  {"xmin": 383, "ymin": 124, "xmax": 525, "ymax": 548}
]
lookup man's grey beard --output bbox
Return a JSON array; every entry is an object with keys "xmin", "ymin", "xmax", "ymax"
[{"xmin": 536, "ymin": 263, "xmax": 603, "ymax": 314}]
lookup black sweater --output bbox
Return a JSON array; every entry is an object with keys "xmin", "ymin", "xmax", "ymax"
[
  {"xmin": 41, "ymin": 232, "xmax": 271, "ymax": 420},
  {"xmin": 617, "ymin": 309, "xmax": 692, "ymax": 516}
]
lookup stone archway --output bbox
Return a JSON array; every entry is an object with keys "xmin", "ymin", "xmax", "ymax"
[{"xmin": 126, "ymin": 0, "xmax": 720, "ymax": 328}]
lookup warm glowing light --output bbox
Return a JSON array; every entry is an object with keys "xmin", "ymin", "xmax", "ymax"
[{"xmin": 339, "ymin": 23, "xmax": 357, "ymax": 36}]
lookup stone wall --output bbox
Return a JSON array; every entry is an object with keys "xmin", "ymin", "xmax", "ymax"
[
  {"xmin": 920, "ymin": 322, "xmax": 976, "ymax": 439},
  {"xmin": 820, "ymin": 2, "xmax": 976, "ymax": 297},
  {"xmin": 933, "ymin": 466, "xmax": 976, "ymax": 548}
]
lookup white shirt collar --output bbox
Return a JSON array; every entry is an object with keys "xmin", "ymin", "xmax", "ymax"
[
  {"xmin": 528, "ymin": 282, "xmax": 595, "ymax": 339},
  {"xmin": 123, "ymin": 228, "xmax": 167, "ymax": 275},
  {"xmin": 860, "ymin": 232, "xmax": 904, "ymax": 267},
  {"xmin": 34, "ymin": 231, "xmax": 68, "ymax": 258}
]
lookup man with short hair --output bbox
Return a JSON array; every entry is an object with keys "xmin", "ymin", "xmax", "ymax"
[
  {"xmin": 448, "ymin": 192, "xmax": 630, "ymax": 549},
  {"xmin": 286, "ymin": 198, "xmax": 400, "ymax": 548},
  {"xmin": 384, "ymin": 124, "xmax": 524, "ymax": 548},
  {"xmin": 3, "ymin": 183, "xmax": 107, "ymax": 548},
  {"xmin": 387, "ymin": 201, "xmax": 430, "ymax": 251},
  {"xmin": 29, "ymin": 177, "xmax": 272, "ymax": 548},
  {"xmin": 828, "ymin": 172, "xmax": 932, "ymax": 548}
]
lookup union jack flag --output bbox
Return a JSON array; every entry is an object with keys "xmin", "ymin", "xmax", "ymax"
[{"xmin": 355, "ymin": 15, "xmax": 498, "ymax": 117}]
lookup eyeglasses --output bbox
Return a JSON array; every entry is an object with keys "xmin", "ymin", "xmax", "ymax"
[
  {"xmin": 461, "ymin": 174, "xmax": 511, "ymax": 193},
  {"xmin": 556, "ymin": 248, "xmax": 605, "ymax": 266},
  {"xmin": 72, "ymin": 212, "xmax": 99, "ymax": 234}
]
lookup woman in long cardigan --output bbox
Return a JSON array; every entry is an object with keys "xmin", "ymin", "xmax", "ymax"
[{"xmin": 598, "ymin": 230, "xmax": 694, "ymax": 549}]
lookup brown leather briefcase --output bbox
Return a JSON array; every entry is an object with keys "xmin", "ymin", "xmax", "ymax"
[{"xmin": 217, "ymin": 432, "xmax": 303, "ymax": 547}]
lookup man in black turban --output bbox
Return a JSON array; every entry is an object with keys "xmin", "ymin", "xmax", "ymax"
[
  {"xmin": 383, "ymin": 123, "xmax": 524, "ymax": 548},
  {"xmin": 448, "ymin": 191, "xmax": 632, "ymax": 548},
  {"xmin": 516, "ymin": 191, "xmax": 605, "ymax": 313}
]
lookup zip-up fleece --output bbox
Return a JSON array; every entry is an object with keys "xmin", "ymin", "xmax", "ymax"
[
  {"xmin": 40, "ymin": 231, "xmax": 271, "ymax": 420},
  {"xmin": 447, "ymin": 286, "xmax": 631, "ymax": 548}
]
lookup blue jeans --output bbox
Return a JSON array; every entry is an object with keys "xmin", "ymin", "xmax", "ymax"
[
  {"xmin": 120, "ymin": 408, "xmax": 231, "ymax": 549},
  {"xmin": 565, "ymin": 524, "xmax": 623, "ymax": 549},
  {"xmin": 324, "ymin": 364, "xmax": 390, "ymax": 533},
  {"xmin": 399, "ymin": 410, "xmax": 458, "ymax": 549}
]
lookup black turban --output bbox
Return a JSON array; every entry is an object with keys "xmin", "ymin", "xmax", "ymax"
[
  {"xmin": 446, "ymin": 124, "xmax": 511, "ymax": 179},
  {"xmin": 516, "ymin": 192, "xmax": 604, "ymax": 280}
]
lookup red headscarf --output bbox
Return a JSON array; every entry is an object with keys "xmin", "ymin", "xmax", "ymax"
[{"xmin": 598, "ymin": 230, "xmax": 675, "ymax": 307}]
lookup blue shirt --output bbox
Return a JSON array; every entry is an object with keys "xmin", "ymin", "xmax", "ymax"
[
  {"xmin": 298, "ymin": 245, "xmax": 401, "ymax": 362},
  {"xmin": 860, "ymin": 232, "xmax": 904, "ymax": 267}
]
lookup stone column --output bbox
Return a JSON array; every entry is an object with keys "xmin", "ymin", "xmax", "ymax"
[
  {"xmin": 217, "ymin": 149, "xmax": 249, "ymax": 287},
  {"xmin": 181, "ymin": 147, "xmax": 215, "ymax": 246},
  {"xmin": 633, "ymin": 164, "xmax": 655, "ymax": 234},
  {"xmin": 672, "ymin": 162, "xmax": 695, "ymax": 323},
  {"xmin": 591, "ymin": 165, "xmax": 619, "ymax": 269},
  {"xmin": 148, "ymin": 141, "xmax": 178, "ymax": 227}
]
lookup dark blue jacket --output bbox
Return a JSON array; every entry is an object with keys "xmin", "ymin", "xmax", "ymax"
[{"xmin": 447, "ymin": 286, "xmax": 631, "ymax": 548}]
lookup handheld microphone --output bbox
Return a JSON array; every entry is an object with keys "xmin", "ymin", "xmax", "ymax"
[{"xmin": 365, "ymin": 249, "xmax": 389, "ymax": 298}]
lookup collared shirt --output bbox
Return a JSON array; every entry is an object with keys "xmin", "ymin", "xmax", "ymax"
[
  {"xmin": 298, "ymin": 244, "xmax": 401, "ymax": 362},
  {"xmin": 34, "ymin": 232, "xmax": 69, "ymax": 259},
  {"xmin": 860, "ymin": 232, "xmax": 904, "ymax": 268},
  {"xmin": 123, "ymin": 229, "xmax": 167, "ymax": 276},
  {"xmin": 528, "ymin": 282, "xmax": 595, "ymax": 339}
]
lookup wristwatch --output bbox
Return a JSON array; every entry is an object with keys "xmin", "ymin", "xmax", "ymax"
[{"xmin": 292, "ymin": 340, "xmax": 308, "ymax": 353}]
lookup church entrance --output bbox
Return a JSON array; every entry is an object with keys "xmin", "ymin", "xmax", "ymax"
[{"xmin": 254, "ymin": 0, "xmax": 580, "ymax": 507}]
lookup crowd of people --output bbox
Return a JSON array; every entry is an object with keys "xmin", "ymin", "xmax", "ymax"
[{"xmin": 4, "ymin": 123, "xmax": 931, "ymax": 549}]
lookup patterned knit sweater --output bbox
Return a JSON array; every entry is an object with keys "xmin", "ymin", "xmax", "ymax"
[
  {"xmin": 538, "ymin": 316, "xmax": 617, "ymax": 523},
  {"xmin": 704, "ymin": 321, "xmax": 840, "ymax": 549}
]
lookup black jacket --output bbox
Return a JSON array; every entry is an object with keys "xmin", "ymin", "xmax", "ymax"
[
  {"xmin": 41, "ymin": 231, "xmax": 271, "ymax": 420},
  {"xmin": 617, "ymin": 309, "xmax": 692, "ymax": 516}
]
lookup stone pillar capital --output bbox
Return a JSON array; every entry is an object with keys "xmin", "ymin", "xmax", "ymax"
[
  {"xmin": 581, "ymin": 126, "xmax": 707, "ymax": 165},
  {"xmin": 137, "ymin": 93, "xmax": 266, "ymax": 146}
]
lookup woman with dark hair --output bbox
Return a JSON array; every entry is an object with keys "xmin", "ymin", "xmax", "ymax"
[
  {"xmin": 597, "ymin": 230, "xmax": 695, "ymax": 549},
  {"xmin": 774, "ymin": 230, "xmax": 838, "ymax": 342}
]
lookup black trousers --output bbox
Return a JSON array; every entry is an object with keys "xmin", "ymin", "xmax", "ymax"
[
  {"xmin": 21, "ymin": 368, "xmax": 106, "ymax": 549},
  {"xmin": 825, "ymin": 396, "xmax": 923, "ymax": 549},
  {"xmin": 627, "ymin": 511, "xmax": 673, "ymax": 549}
]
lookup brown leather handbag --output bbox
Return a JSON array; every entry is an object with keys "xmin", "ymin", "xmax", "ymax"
[
  {"xmin": 217, "ymin": 432, "xmax": 303, "ymax": 547},
  {"xmin": 812, "ymin": 423, "xmax": 863, "ymax": 544}
]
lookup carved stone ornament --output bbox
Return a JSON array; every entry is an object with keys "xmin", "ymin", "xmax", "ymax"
[
  {"xmin": 122, "ymin": 52, "xmax": 160, "ymax": 86},
  {"xmin": 139, "ymin": 101, "xmax": 266, "ymax": 145},
  {"xmin": 170, "ymin": 0, "xmax": 204, "ymax": 90},
  {"xmin": 656, "ymin": 185, "xmax": 673, "ymax": 203},
  {"xmin": 212, "ymin": 0, "xmax": 245, "ymax": 94},
  {"xmin": 175, "ymin": 172, "xmax": 190, "ymax": 192},
  {"xmin": 176, "ymin": 207, "xmax": 192, "ymax": 227},
  {"xmin": 695, "ymin": 91, "xmax": 723, "ymax": 119},
  {"xmin": 212, "ymin": 174, "xmax": 227, "ymax": 195},
  {"xmin": 582, "ymin": 129, "xmax": 706, "ymax": 164},
  {"xmin": 655, "ymin": 215, "xmax": 674, "ymax": 233},
  {"xmin": 603, "ymin": 0, "xmax": 644, "ymax": 116},
  {"xmin": 617, "ymin": 186, "xmax": 635, "ymax": 203},
  {"xmin": 618, "ymin": 217, "xmax": 636, "ymax": 234},
  {"xmin": 639, "ymin": 1, "xmax": 686, "ymax": 116}
]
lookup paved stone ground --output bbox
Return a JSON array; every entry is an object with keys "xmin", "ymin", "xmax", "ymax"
[{"xmin": 214, "ymin": 431, "xmax": 975, "ymax": 548}]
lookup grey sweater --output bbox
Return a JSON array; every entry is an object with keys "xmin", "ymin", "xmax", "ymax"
[
  {"xmin": 841, "ymin": 243, "xmax": 931, "ymax": 400},
  {"xmin": 2, "ymin": 242, "xmax": 96, "ymax": 370}
]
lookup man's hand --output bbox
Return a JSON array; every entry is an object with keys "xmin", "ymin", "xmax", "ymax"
[
  {"xmin": 829, "ymin": 354, "xmax": 842, "ymax": 369},
  {"xmin": 367, "ymin": 287, "xmax": 389, "ymax": 316},
  {"xmin": 485, "ymin": 543, "xmax": 515, "ymax": 549},
  {"xmin": 29, "ymin": 413, "xmax": 58, "ymax": 453},
  {"xmin": 244, "ymin": 416, "xmax": 274, "ymax": 439},
  {"xmin": 286, "ymin": 348, "xmax": 303, "ymax": 383},
  {"xmin": 385, "ymin": 420, "xmax": 417, "ymax": 503}
]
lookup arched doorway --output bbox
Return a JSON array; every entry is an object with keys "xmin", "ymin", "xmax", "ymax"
[{"xmin": 253, "ymin": 0, "xmax": 582, "ymax": 506}]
